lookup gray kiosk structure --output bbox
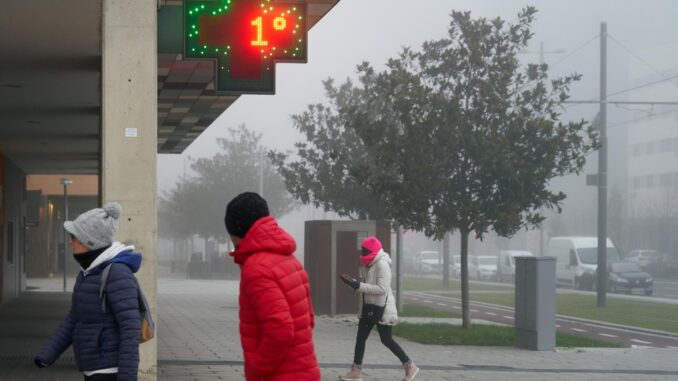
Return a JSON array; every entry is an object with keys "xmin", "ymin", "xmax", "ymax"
[
  {"xmin": 515, "ymin": 256, "xmax": 557, "ymax": 351},
  {"xmin": 305, "ymin": 220, "xmax": 391, "ymax": 316}
]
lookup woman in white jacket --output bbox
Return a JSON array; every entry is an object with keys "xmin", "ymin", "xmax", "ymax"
[{"xmin": 339, "ymin": 236, "xmax": 419, "ymax": 381}]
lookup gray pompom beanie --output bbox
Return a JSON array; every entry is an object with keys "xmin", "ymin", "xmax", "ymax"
[{"xmin": 64, "ymin": 202, "xmax": 122, "ymax": 250}]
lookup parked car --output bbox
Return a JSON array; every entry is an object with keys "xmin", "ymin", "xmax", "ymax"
[
  {"xmin": 451, "ymin": 255, "xmax": 477, "ymax": 278},
  {"xmin": 547, "ymin": 236, "xmax": 620, "ymax": 290},
  {"xmin": 497, "ymin": 250, "xmax": 534, "ymax": 283},
  {"xmin": 626, "ymin": 249, "xmax": 661, "ymax": 269},
  {"xmin": 472, "ymin": 255, "xmax": 499, "ymax": 281},
  {"xmin": 608, "ymin": 261, "xmax": 653, "ymax": 296},
  {"xmin": 415, "ymin": 250, "xmax": 441, "ymax": 273}
]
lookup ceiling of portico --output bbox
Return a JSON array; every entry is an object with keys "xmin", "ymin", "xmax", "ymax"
[{"xmin": 0, "ymin": 0, "xmax": 339, "ymax": 173}]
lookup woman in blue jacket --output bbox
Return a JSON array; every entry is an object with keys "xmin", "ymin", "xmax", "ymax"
[{"xmin": 34, "ymin": 202, "xmax": 143, "ymax": 381}]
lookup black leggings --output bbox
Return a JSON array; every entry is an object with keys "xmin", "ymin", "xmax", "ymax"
[
  {"xmin": 353, "ymin": 318, "xmax": 410, "ymax": 365},
  {"xmin": 84, "ymin": 374, "xmax": 117, "ymax": 381}
]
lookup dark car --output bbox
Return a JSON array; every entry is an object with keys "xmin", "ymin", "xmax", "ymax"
[{"xmin": 607, "ymin": 261, "xmax": 654, "ymax": 296}]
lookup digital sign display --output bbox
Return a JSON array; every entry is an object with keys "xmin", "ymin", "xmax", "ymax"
[{"xmin": 184, "ymin": 0, "xmax": 308, "ymax": 94}]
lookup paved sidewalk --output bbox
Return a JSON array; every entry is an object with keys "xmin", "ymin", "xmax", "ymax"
[
  {"xmin": 157, "ymin": 277, "xmax": 678, "ymax": 381},
  {"xmin": 1, "ymin": 276, "xmax": 677, "ymax": 380}
]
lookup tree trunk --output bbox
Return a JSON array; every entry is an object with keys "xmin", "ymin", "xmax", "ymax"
[
  {"xmin": 461, "ymin": 230, "xmax": 471, "ymax": 328},
  {"xmin": 172, "ymin": 239, "xmax": 177, "ymax": 273},
  {"xmin": 203, "ymin": 236, "xmax": 208, "ymax": 261},
  {"xmin": 442, "ymin": 232, "xmax": 450, "ymax": 289}
]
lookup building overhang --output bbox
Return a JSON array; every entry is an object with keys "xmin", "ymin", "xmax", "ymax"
[{"xmin": 0, "ymin": 0, "xmax": 339, "ymax": 173}]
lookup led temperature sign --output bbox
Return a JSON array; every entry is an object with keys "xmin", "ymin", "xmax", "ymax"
[{"xmin": 184, "ymin": 0, "xmax": 307, "ymax": 94}]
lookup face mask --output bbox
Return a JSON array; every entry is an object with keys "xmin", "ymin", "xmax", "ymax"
[{"xmin": 72, "ymin": 246, "xmax": 108, "ymax": 270}]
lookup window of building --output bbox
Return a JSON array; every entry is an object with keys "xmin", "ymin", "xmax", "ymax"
[
  {"xmin": 660, "ymin": 173, "xmax": 672, "ymax": 187},
  {"xmin": 646, "ymin": 141, "xmax": 656, "ymax": 155},
  {"xmin": 661, "ymin": 138, "xmax": 673, "ymax": 152},
  {"xmin": 633, "ymin": 176, "xmax": 642, "ymax": 189},
  {"xmin": 646, "ymin": 175, "xmax": 655, "ymax": 188}
]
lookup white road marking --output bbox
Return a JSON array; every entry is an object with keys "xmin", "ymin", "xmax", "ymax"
[
  {"xmin": 631, "ymin": 339, "xmax": 652, "ymax": 345},
  {"xmin": 665, "ymin": 346, "xmax": 678, "ymax": 349},
  {"xmin": 470, "ymin": 309, "xmax": 479, "ymax": 312},
  {"xmin": 571, "ymin": 328, "xmax": 587, "ymax": 333},
  {"xmin": 504, "ymin": 315, "xmax": 514, "ymax": 320},
  {"xmin": 424, "ymin": 300, "xmax": 433, "ymax": 304},
  {"xmin": 485, "ymin": 312, "xmax": 497, "ymax": 316},
  {"xmin": 436, "ymin": 303, "xmax": 447, "ymax": 306},
  {"xmin": 598, "ymin": 333, "xmax": 618, "ymax": 338},
  {"xmin": 556, "ymin": 324, "xmax": 561, "ymax": 328}
]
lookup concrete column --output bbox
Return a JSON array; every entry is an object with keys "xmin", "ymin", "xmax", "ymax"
[{"xmin": 102, "ymin": 1, "xmax": 157, "ymax": 379}]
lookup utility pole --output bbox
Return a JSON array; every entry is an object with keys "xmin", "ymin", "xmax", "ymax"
[
  {"xmin": 519, "ymin": 41, "xmax": 566, "ymax": 65},
  {"xmin": 563, "ymin": 25, "xmax": 678, "ymax": 307},
  {"xmin": 597, "ymin": 22, "xmax": 608, "ymax": 307},
  {"xmin": 60, "ymin": 178, "xmax": 72, "ymax": 292},
  {"xmin": 395, "ymin": 227, "xmax": 403, "ymax": 313}
]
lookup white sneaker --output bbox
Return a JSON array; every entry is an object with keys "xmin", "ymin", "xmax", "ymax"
[
  {"xmin": 402, "ymin": 360, "xmax": 419, "ymax": 381},
  {"xmin": 339, "ymin": 363, "xmax": 362, "ymax": 381}
]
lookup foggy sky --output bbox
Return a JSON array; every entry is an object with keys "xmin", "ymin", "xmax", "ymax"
[{"xmin": 158, "ymin": 0, "xmax": 678, "ymax": 202}]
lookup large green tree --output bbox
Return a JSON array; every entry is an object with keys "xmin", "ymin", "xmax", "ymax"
[{"xmin": 273, "ymin": 7, "xmax": 598, "ymax": 327}]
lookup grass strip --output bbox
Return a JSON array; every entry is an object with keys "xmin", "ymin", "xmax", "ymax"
[
  {"xmin": 438, "ymin": 291, "xmax": 678, "ymax": 333},
  {"xmin": 400, "ymin": 303, "xmax": 461, "ymax": 318},
  {"xmin": 401, "ymin": 276, "xmax": 510, "ymax": 292},
  {"xmin": 393, "ymin": 323, "xmax": 621, "ymax": 347}
]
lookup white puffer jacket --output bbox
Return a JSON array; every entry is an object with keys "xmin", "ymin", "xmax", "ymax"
[{"xmin": 357, "ymin": 250, "xmax": 398, "ymax": 325}]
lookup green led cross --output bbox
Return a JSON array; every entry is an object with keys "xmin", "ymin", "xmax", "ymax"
[{"xmin": 184, "ymin": 0, "xmax": 307, "ymax": 94}]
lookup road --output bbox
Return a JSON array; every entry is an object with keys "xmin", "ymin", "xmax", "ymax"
[
  {"xmin": 404, "ymin": 290, "xmax": 678, "ymax": 349},
  {"xmin": 420, "ymin": 273, "xmax": 678, "ymax": 300},
  {"xmin": 654, "ymin": 279, "xmax": 678, "ymax": 299}
]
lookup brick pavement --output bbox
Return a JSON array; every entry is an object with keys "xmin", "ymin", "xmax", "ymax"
[
  {"xmin": 1, "ymin": 276, "xmax": 677, "ymax": 380},
  {"xmin": 157, "ymin": 277, "xmax": 678, "ymax": 381}
]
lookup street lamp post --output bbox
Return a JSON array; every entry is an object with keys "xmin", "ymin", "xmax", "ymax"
[{"xmin": 60, "ymin": 178, "xmax": 72, "ymax": 292}]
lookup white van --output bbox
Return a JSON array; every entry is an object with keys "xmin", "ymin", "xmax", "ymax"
[
  {"xmin": 546, "ymin": 237, "xmax": 620, "ymax": 290},
  {"xmin": 415, "ymin": 250, "xmax": 441, "ymax": 273},
  {"xmin": 497, "ymin": 250, "xmax": 534, "ymax": 283}
]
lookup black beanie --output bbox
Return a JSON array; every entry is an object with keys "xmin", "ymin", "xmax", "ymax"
[{"xmin": 224, "ymin": 192, "xmax": 270, "ymax": 238}]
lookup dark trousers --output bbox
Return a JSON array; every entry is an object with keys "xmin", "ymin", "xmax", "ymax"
[
  {"xmin": 353, "ymin": 318, "xmax": 410, "ymax": 365},
  {"xmin": 84, "ymin": 373, "xmax": 117, "ymax": 381}
]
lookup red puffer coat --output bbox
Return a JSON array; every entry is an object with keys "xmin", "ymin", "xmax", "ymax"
[{"xmin": 231, "ymin": 216, "xmax": 321, "ymax": 381}]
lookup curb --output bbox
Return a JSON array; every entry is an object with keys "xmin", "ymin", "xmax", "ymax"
[{"xmin": 409, "ymin": 291, "xmax": 678, "ymax": 339}]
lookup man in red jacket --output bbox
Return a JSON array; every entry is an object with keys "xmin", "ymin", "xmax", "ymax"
[{"xmin": 225, "ymin": 192, "xmax": 321, "ymax": 381}]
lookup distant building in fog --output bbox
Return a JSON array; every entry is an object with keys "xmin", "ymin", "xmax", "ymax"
[{"xmin": 625, "ymin": 42, "xmax": 678, "ymax": 254}]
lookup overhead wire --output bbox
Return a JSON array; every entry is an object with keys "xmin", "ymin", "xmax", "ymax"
[
  {"xmin": 606, "ymin": 73, "xmax": 678, "ymax": 97},
  {"xmin": 607, "ymin": 34, "xmax": 678, "ymax": 88},
  {"xmin": 608, "ymin": 107, "xmax": 678, "ymax": 129},
  {"xmin": 516, "ymin": 34, "xmax": 600, "ymax": 93},
  {"xmin": 548, "ymin": 34, "xmax": 600, "ymax": 70}
]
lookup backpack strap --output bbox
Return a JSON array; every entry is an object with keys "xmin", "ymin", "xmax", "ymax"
[{"xmin": 99, "ymin": 263, "xmax": 114, "ymax": 313}]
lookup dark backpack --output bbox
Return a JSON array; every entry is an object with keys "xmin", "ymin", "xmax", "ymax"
[{"xmin": 99, "ymin": 264, "xmax": 155, "ymax": 344}]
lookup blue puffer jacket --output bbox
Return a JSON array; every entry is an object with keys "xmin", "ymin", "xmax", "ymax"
[{"xmin": 36, "ymin": 243, "xmax": 142, "ymax": 380}]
